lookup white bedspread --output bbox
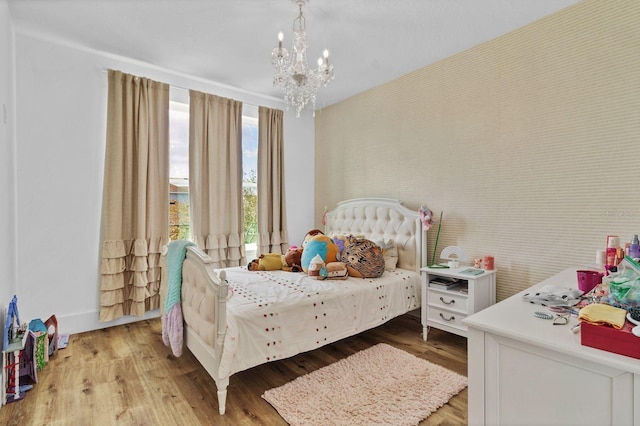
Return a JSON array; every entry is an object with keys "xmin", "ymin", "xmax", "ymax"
[{"xmin": 217, "ymin": 268, "xmax": 421, "ymax": 378}]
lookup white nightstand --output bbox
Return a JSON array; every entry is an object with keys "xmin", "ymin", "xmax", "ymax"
[{"xmin": 420, "ymin": 266, "xmax": 496, "ymax": 340}]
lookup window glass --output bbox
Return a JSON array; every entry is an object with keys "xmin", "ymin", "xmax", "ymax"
[
  {"xmin": 169, "ymin": 100, "xmax": 190, "ymax": 241},
  {"xmin": 243, "ymin": 108, "xmax": 258, "ymax": 260},
  {"xmin": 169, "ymin": 95, "xmax": 259, "ymax": 260}
]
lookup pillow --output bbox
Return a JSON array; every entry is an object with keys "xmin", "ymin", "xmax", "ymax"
[
  {"xmin": 341, "ymin": 236, "xmax": 385, "ymax": 278},
  {"xmin": 377, "ymin": 239, "xmax": 399, "ymax": 272}
]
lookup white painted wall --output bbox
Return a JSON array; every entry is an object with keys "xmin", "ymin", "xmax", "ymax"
[
  {"xmin": 14, "ymin": 31, "xmax": 314, "ymax": 335},
  {"xmin": 0, "ymin": 0, "xmax": 16, "ymax": 327}
]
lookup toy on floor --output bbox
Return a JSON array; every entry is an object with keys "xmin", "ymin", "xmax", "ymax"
[{"xmin": 3, "ymin": 295, "xmax": 31, "ymax": 403}]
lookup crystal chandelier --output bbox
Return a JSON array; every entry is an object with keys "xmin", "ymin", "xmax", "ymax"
[{"xmin": 271, "ymin": 0, "xmax": 334, "ymax": 117}]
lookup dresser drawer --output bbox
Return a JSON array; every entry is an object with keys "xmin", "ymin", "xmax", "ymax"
[
  {"xmin": 427, "ymin": 288, "xmax": 468, "ymax": 313},
  {"xmin": 427, "ymin": 305, "xmax": 468, "ymax": 330}
]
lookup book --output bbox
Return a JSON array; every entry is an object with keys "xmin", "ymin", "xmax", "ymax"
[
  {"xmin": 429, "ymin": 277, "xmax": 460, "ymax": 289},
  {"xmin": 459, "ymin": 268, "xmax": 485, "ymax": 276},
  {"xmin": 429, "ymin": 282, "xmax": 459, "ymax": 290}
]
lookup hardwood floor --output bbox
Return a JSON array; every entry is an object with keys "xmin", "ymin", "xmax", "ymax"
[{"xmin": 0, "ymin": 314, "xmax": 468, "ymax": 425}]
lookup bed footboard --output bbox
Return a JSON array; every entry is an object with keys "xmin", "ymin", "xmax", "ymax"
[{"xmin": 181, "ymin": 246, "xmax": 229, "ymax": 414}]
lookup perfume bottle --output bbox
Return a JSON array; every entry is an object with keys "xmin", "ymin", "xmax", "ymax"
[{"xmin": 629, "ymin": 235, "xmax": 640, "ymax": 260}]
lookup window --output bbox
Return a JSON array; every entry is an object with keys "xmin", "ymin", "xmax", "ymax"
[
  {"xmin": 242, "ymin": 106, "xmax": 258, "ymax": 259},
  {"xmin": 168, "ymin": 91, "xmax": 258, "ymax": 260},
  {"xmin": 169, "ymin": 98, "xmax": 190, "ymax": 241}
]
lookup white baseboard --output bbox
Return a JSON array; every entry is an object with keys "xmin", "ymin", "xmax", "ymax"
[{"xmin": 55, "ymin": 309, "xmax": 161, "ymax": 336}]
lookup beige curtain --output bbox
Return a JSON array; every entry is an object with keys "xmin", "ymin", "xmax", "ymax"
[
  {"xmin": 99, "ymin": 70, "xmax": 169, "ymax": 322},
  {"xmin": 257, "ymin": 106, "xmax": 289, "ymax": 255},
  {"xmin": 189, "ymin": 90, "xmax": 245, "ymax": 268}
]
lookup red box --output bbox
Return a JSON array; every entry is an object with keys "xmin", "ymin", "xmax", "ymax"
[{"xmin": 581, "ymin": 320, "xmax": 640, "ymax": 360}]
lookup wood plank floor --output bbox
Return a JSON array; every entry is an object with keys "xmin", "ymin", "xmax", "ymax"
[{"xmin": 0, "ymin": 314, "xmax": 467, "ymax": 425}]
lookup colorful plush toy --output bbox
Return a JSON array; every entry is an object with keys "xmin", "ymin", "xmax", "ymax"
[
  {"xmin": 307, "ymin": 254, "xmax": 325, "ymax": 280},
  {"xmin": 325, "ymin": 262, "xmax": 348, "ymax": 280},
  {"xmin": 331, "ymin": 235, "xmax": 348, "ymax": 259},
  {"xmin": 301, "ymin": 234, "xmax": 339, "ymax": 272},
  {"xmin": 302, "ymin": 229, "xmax": 324, "ymax": 248}
]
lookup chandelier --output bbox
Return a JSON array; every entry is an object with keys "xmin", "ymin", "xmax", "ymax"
[{"xmin": 271, "ymin": 0, "xmax": 334, "ymax": 117}]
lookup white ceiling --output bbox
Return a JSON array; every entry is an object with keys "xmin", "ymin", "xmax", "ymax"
[{"xmin": 8, "ymin": 0, "xmax": 581, "ymax": 108}]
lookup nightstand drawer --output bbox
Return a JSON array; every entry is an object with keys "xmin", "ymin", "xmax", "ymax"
[
  {"xmin": 427, "ymin": 305, "xmax": 468, "ymax": 330},
  {"xmin": 427, "ymin": 289, "xmax": 468, "ymax": 313}
]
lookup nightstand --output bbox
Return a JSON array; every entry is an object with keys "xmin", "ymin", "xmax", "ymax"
[{"xmin": 420, "ymin": 266, "xmax": 496, "ymax": 340}]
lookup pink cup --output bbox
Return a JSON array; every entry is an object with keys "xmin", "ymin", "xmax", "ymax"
[{"xmin": 576, "ymin": 270, "xmax": 603, "ymax": 293}]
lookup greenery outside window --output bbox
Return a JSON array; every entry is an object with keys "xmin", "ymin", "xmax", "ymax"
[{"xmin": 169, "ymin": 92, "xmax": 258, "ymax": 259}]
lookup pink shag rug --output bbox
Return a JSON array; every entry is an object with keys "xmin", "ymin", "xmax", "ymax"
[{"xmin": 262, "ymin": 343, "xmax": 467, "ymax": 426}]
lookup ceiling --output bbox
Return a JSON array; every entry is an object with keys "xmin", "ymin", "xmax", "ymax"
[{"xmin": 8, "ymin": 0, "xmax": 581, "ymax": 108}]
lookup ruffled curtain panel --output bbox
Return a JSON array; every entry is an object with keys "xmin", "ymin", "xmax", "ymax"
[
  {"xmin": 99, "ymin": 70, "xmax": 170, "ymax": 322},
  {"xmin": 257, "ymin": 107, "xmax": 289, "ymax": 255},
  {"xmin": 189, "ymin": 90, "xmax": 245, "ymax": 268}
]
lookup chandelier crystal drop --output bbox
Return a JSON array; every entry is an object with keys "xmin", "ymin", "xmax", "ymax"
[{"xmin": 271, "ymin": 0, "xmax": 334, "ymax": 117}]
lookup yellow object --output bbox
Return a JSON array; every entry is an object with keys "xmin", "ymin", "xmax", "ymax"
[
  {"xmin": 259, "ymin": 253, "xmax": 284, "ymax": 271},
  {"xmin": 578, "ymin": 303, "xmax": 627, "ymax": 330}
]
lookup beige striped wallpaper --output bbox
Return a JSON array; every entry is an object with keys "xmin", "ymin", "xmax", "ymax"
[{"xmin": 314, "ymin": 0, "xmax": 640, "ymax": 301}]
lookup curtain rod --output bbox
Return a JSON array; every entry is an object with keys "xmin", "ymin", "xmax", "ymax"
[
  {"xmin": 98, "ymin": 67, "xmax": 268, "ymax": 109},
  {"xmin": 99, "ymin": 67, "xmax": 189, "ymax": 92}
]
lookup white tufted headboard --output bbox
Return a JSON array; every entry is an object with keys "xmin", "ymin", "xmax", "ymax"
[{"xmin": 324, "ymin": 198, "xmax": 428, "ymax": 272}]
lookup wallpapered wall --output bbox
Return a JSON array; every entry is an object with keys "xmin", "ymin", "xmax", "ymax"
[{"xmin": 314, "ymin": 0, "xmax": 640, "ymax": 301}]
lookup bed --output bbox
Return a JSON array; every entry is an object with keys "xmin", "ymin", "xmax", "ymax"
[{"xmin": 179, "ymin": 198, "xmax": 428, "ymax": 414}]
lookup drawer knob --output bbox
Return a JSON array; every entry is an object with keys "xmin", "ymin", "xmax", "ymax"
[
  {"xmin": 440, "ymin": 296, "xmax": 455, "ymax": 305},
  {"xmin": 440, "ymin": 313, "xmax": 456, "ymax": 321}
]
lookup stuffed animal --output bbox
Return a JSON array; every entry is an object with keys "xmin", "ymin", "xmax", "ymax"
[
  {"xmin": 247, "ymin": 247, "xmax": 304, "ymax": 272},
  {"xmin": 247, "ymin": 253, "xmax": 284, "ymax": 271},
  {"xmin": 341, "ymin": 236, "xmax": 385, "ymax": 278},
  {"xmin": 325, "ymin": 262, "xmax": 348, "ymax": 280},
  {"xmin": 301, "ymin": 234, "xmax": 339, "ymax": 272},
  {"xmin": 302, "ymin": 229, "xmax": 324, "ymax": 249},
  {"xmin": 283, "ymin": 246, "xmax": 303, "ymax": 272},
  {"xmin": 331, "ymin": 235, "xmax": 348, "ymax": 259},
  {"xmin": 307, "ymin": 254, "xmax": 326, "ymax": 280}
]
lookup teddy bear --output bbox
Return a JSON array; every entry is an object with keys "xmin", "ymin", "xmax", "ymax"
[{"xmin": 282, "ymin": 246, "xmax": 303, "ymax": 272}]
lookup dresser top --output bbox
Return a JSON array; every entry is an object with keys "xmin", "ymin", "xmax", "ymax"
[{"xmin": 463, "ymin": 267, "xmax": 640, "ymax": 373}]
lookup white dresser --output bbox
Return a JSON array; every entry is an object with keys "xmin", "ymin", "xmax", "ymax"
[{"xmin": 464, "ymin": 267, "xmax": 640, "ymax": 426}]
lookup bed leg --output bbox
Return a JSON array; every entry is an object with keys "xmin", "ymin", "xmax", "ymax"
[{"xmin": 216, "ymin": 377, "xmax": 229, "ymax": 415}]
